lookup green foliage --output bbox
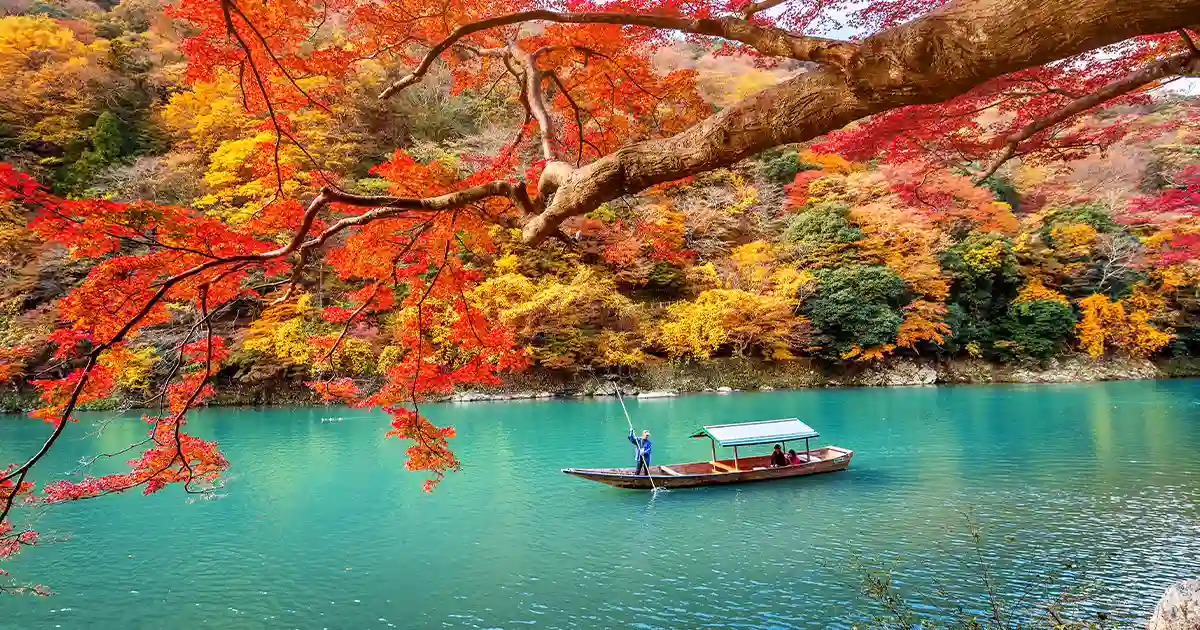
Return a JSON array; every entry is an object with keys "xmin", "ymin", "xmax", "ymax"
[
  {"xmin": 586, "ymin": 204, "xmax": 618, "ymax": 223},
  {"xmin": 644, "ymin": 261, "xmax": 688, "ymax": 296},
  {"xmin": 1044, "ymin": 202, "xmax": 1117, "ymax": 234},
  {"xmin": 28, "ymin": 2, "xmax": 71, "ymax": 18},
  {"xmin": 784, "ymin": 202, "xmax": 864, "ymax": 265},
  {"xmin": 759, "ymin": 150, "xmax": 821, "ymax": 184},
  {"xmin": 982, "ymin": 176, "xmax": 1020, "ymax": 211},
  {"xmin": 57, "ymin": 111, "xmax": 129, "ymax": 195},
  {"xmin": 944, "ymin": 302, "xmax": 995, "ymax": 355},
  {"xmin": 1000, "ymin": 299, "xmax": 1077, "ymax": 360},
  {"xmin": 353, "ymin": 177, "xmax": 399, "ymax": 196},
  {"xmin": 804, "ymin": 265, "xmax": 906, "ymax": 358},
  {"xmin": 940, "ymin": 233, "xmax": 1023, "ymax": 353},
  {"xmin": 91, "ymin": 111, "xmax": 126, "ymax": 161}
]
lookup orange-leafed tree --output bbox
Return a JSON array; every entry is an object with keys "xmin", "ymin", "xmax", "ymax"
[{"xmin": 2, "ymin": 0, "xmax": 1200, "ymax": 577}]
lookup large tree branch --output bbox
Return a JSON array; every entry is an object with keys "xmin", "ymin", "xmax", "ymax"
[
  {"xmin": 975, "ymin": 50, "xmax": 1200, "ymax": 183},
  {"xmin": 378, "ymin": 10, "xmax": 856, "ymax": 98},
  {"xmin": 519, "ymin": 0, "xmax": 1200, "ymax": 244}
]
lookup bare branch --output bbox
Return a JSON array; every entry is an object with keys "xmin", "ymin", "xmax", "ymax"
[
  {"xmin": 975, "ymin": 51, "xmax": 1200, "ymax": 183},
  {"xmin": 1094, "ymin": 232, "xmax": 1143, "ymax": 295},
  {"xmin": 548, "ymin": 71, "xmax": 600, "ymax": 166},
  {"xmin": 378, "ymin": 10, "xmax": 857, "ymax": 98},
  {"xmin": 573, "ymin": 47, "xmax": 660, "ymax": 99},
  {"xmin": 303, "ymin": 182, "xmax": 532, "ymax": 247},
  {"xmin": 220, "ymin": 0, "xmax": 286, "ymax": 197},
  {"xmin": 0, "ymin": 355, "xmax": 96, "ymax": 523},
  {"xmin": 224, "ymin": 0, "xmax": 333, "ymax": 115},
  {"xmin": 321, "ymin": 282, "xmax": 381, "ymax": 369},
  {"xmin": 741, "ymin": 0, "xmax": 790, "ymax": 19}
]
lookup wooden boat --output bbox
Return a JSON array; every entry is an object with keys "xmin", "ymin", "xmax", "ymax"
[{"xmin": 563, "ymin": 418, "xmax": 853, "ymax": 490}]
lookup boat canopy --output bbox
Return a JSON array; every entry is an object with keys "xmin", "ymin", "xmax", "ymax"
[{"xmin": 690, "ymin": 418, "xmax": 819, "ymax": 447}]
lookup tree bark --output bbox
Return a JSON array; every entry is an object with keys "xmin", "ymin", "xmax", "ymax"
[{"xmin": 519, "ymin": 0, "xmax": 1200, "ymax": 244}]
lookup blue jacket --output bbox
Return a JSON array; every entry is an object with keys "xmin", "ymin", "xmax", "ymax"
[{"xmin": 628, "ymin": 430, "xmax": 652, "ymax": 461}]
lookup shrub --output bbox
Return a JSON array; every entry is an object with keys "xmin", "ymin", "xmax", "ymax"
[
  {"xmin": 804, "ymin": 265, "xmax": 906, "ymax": 359},
  {"xmin": 1000, "ymin": 299, "xmax": 1076, "ymax": 360}
]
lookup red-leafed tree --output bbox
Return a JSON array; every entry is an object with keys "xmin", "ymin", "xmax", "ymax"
[
  {"xmin": 2, "ymin": 0, "xmax": 1199, "ymax": 580},
  {"xmin": 1126, "ymin": 165, "xmax": 1200, "ymax": 262}
]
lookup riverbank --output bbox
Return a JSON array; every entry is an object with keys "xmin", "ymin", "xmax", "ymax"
[
  {"xmin": 438, "ymin": 355, "xmax": 1200, "ymax": 402},
  {"xmin": 4, "ymin": 355, "xmax": 1199, "ymax": 412}
]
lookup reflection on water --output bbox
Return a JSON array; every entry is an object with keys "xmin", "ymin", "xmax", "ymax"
[{"xmin": 2, "ymin": 380, "xmax": 1199, "ymax": 629}]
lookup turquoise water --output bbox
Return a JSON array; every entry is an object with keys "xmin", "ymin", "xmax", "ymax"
[{"xmin": 2, "ymin": 381, "xmax": 1200, "ymax": 629}]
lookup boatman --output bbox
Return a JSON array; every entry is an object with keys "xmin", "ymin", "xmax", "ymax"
[{"xmin": 628, "ymin": 429, "xmax": 652, "ymax": 475}]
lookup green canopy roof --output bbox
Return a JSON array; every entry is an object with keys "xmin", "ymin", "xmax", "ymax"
[{"xmin": 690, "ymin": 418, "xmax": 819, "ymax": 448}]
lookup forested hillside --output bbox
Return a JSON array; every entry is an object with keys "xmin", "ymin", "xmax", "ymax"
[{"xmin": 1, "ymin": 1, "xmax": 1199, "ymax": 411}]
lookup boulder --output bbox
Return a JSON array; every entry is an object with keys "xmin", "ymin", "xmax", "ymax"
[
  {"xmin": 870, "ymin": 361, "xmax": 937, "ymax": 386},
  {"xmin": 715, "ymin": 386, "xmax": 734, "ymax": 393},
  {"xmin": 1148, "ymin": 578, "xmax": 1200, "ymax": 630},
  {"xmin": 636, "ymin": 390, "xmax": 677, "ymax": 399}
]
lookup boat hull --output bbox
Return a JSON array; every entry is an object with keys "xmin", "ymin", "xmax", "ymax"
[{"xmin": 562, "ymin": 447, "xmax": 853, "ymax": 489}]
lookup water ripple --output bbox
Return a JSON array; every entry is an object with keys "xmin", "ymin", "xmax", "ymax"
[{"xmin": 1, "ymin": 382, "xmax": 1199, "ymax": 629}]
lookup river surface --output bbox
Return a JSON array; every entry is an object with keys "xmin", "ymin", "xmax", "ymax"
[{"xmin": 2, "ymin": 381, "xmax": 1200, "ymax": 629}]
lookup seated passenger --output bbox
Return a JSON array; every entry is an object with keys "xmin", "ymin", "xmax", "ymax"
[
  {"xmin": 770, "ymin": 444, "xmax": 788, "ymax": 467},
  {"xmin": 786, "ymin": 449, "xmax": 803, "ymax": 465}
]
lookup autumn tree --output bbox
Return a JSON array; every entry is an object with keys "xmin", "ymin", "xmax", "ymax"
[
  {"xmin": 471, "ymin": 265, "xmax": 647, "ymax": 370},
  {"xmin": 656, "ymin": 289, "xmax": 810, "ymax": 360},
  {"xmin": 1076, "ymin": 292, "xmax": 1174, "ymax": 358},
  {"xmin": 0, "ymin": 13, "xmax": 174, "ymax": 194},
  {"xmin": 2, "ymin": 0, "xmax": 1200, "ymax": 580}
]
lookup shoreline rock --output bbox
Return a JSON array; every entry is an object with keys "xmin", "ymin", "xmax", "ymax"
[
  {"xmin": 435, "ymin": 355, "xmax": 1191, "ymax": 403},
  {"xmin": 1148, "ymin": 577, "xmax": 1200, "ymax": 630},
  {"xmin": 636, "ymin": 390, "xmax": 678, "ymax": 399}
]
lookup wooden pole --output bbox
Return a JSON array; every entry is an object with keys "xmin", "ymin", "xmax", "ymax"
[
  {"xmin": 733, "ymin": 446, "xmax": 740, "ymax": 471},
  {"xmin": 805, "ymin": 437, "xmax": 810, "ymax": 461},
  {"xmin": 710, "ymin": 437, "xmax": 717, "ymax": 463}
]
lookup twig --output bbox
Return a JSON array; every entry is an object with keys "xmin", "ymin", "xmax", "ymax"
[
  {"xmin": 378, "ymin": 10, "xmax": 856, "ymax": 98},
  {"xmin": 975, "ymin": 51, "xmax": 1200, "ymax": 183},
  {"xmin": 1180, "ymin": 29, "xmax": 1199, "ymax": 55}
]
